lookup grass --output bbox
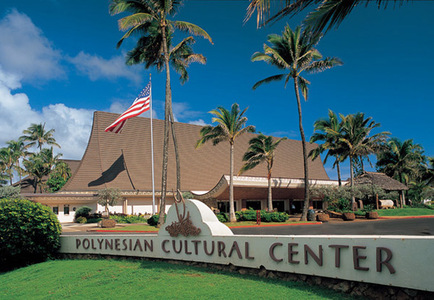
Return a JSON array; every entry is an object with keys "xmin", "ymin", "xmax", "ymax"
[
  {"xmin": 0, "ymin": 259, "xmax": 357, "ymax": 300},
  {"xmin": 376, "ymin": 207, "xmax": 434, "ymax": 217}
]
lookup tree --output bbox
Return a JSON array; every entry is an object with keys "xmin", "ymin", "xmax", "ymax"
[
  {"xmin": 251, "ymin": 25, "xmax": 342, "ymax": 221},
  {"xmin": 337, "ymin": 112, "xmax": 389, "ymax": 208},
  {"xmin": 196, "ymin": 103, "xmax": 255, "ymax": 222},
  {"xmin": 309, "ymin": 110, "xmax": 345, "ymax": 186},
  {"xmin": 110, "ymin": 0, "xmax": 212, "ymax": 226},
  {"xmin": 0, "ymin": 147, "xmax": 14, "ymax": 185},
  {"xmin": 239, "ymin": 133, "xmax": 286, "ymax": 211},
  {"xmin": 21, "ymin": 123, "xmax": 60, "ymax": 151},
  {"xmin": 23, "ymin": 148, "xmax": 62, "ymax": 193},
  {"xmin": 246, "ymin": 0, "xmax": 410, "ymax": 33},
  {"xmin": 47, "ymin": 161, "xmax": 72, "ymax": 192},
  {"xmin": 6, "ymin": 138, "xmax": 29, "ymax": 184},
  {"xmin": 97, "ymin": 188, "xmax": 123, "ymax": 214},
  {"xmin": 376, "ymin": 138, "xmax": 424, "ymax": 186}
]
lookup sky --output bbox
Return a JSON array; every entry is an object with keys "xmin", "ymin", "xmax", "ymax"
[{"xmin": 0, "ymin": 0, "xmax": 433, "ymax": 181}]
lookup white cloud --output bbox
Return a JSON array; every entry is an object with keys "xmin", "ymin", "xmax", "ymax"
[
  {"xmin": 0, "ymin": 10, "xmax": 64, "ymax": 83},
  {"xmin": 188, "ymin": 119, "xmax": 207, "ymax": 126},
  {"xmin": 0, "ymin": 69, "xmax": 92, "ymax": 160},
  {"xmin": 69, "ymin": 51, "xmax": 142, "ymax": 83},
  {"xmin": 172, "ymin": 102, "xmax": 203, "ymax": 122}
]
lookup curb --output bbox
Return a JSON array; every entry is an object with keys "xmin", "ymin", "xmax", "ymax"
[{"xmin": 378, "ymin": 215, "xmax": 434, "ymax": 220}]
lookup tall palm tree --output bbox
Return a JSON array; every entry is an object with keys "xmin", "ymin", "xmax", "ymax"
[
  {"xmin": 196, "ymin": 103, "xmax": 255, "ymax": 222},
  {"xmin": 6, "ymin": 138, "xmax": 30, "ymax": 185},
  {"xmin": 110, "ymin": 0, "xmax": 212, "ymax": 226},
  {"xmin": 309, "ymin": 110, "xmax": 345, "ymax": 186},
  {"xmin": 252, "ymin": 25, "xmax": 342, "ymax": 221},
  {"xmin": 246, "ymin": 0, "xmax": 410, "ymax": 32},
  {"xmin": 239, "ymin": 133, "xmax": 287, "ymax": 211},
  {"xmin": 21, "ymin": 123, "xmax": 60, "ymax": 151},
  {"xmin": 337, "ymin": 112, "xmax": 389, "ymax": 208},
  {"xmin": 376, "ymin": 138, "xmax": 424, "ymax": 186},
  {"xmin": 0, "ymin": 148, "xmax": 14, "ymax": 185}
]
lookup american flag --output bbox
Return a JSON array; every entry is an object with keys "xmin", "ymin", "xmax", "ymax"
[{"xmin": 105, "ymin": 82, "xmax": 151, "ymax": 133}]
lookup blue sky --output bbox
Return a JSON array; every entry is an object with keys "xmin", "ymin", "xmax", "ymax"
[{"xmin": 0, "ymin": 0, "xmax": 433, "ymax": 181}]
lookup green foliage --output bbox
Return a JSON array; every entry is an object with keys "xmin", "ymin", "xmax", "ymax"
[
  {"xmin": 46, "ymin": 174, "xmax": 67, "ymax": 192},
  {"xmin": 216, "ymin": 212, "xmax": 229, "ymax": 223},
  {"xmin": 110, "ymin": 214, "xmax": 148, "ymax": 224},
  {"xmin": 182, "ymin": 192, "xmax": 194, "ymax": 199},
  {"xmin": 147, "ymin": 214, "xmax": 160, "ymax": 226},
  {"xmin": 97, "ymin": 188, "xmax": 123, "ymax": 213},
  {"xmin": 76, "ymin": 216, "xmax": 87, "ymax": 224},
  {"xmin": 0, "ymin": 186, "xmax": 22, "ymax": 199},
  {"xmin": 236, "ymin": 209, "xmax": 289, "ymax": 222},
  {"xmin": 327, "ymin": 198, "xmax": 351, "ymax": 213},
  {"xmin": 0, "ymin": 199, "xmax": 61, "ymax": 271},
  {"xmin": 74, "ymin": 206, "xmax": 92, "ymax": 220}
]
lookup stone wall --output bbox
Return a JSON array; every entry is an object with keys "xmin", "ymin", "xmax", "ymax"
[{"xmin": 58, "ymin": 253, "xmax": 433, "ymax": 300}]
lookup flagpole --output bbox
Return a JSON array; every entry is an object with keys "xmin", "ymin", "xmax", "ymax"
[{"xmin": 150, "ymin": 74, "xmax": 156, "ymax": 215}]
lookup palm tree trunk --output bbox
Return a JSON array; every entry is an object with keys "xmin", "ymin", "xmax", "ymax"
[
  {"xmin": 336, "ymin": 160, "xmax": 342, "ymax": 186},
  {"xmin": 293, "ymin": 78, "xmax": 310, "ymax": 221},
  {"xmin": 267, "ymin": 169, "xmax": 273, "ymax": 211},
  {"xmin": 350, "ymin": 155, "xmax": 355, "ymax": 210},
  {"xmin": 158, "ymin": 19, "xmax": 171, "ymax": 227},
  {"xmin": 229, "ymin": 142, "xmax": 236, "ymax": 222},
  {"xmin": 168, "ymin": 107, "xmax": 181, "ymax": 191}
]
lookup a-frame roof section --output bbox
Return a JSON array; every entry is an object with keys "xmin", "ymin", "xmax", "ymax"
[{"xmin": 62, "ymin": 111, "xmax": 329, "ymax": 192}]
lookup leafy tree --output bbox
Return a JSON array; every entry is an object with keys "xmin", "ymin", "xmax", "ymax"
[
  {"xmin": 97, "ymin": 188, "xmax": 123, "ymax": 213},
  {"xmin": 336, "ymin": 112, "xmax": 389, "ymax": 208},
  {"xmin": 46, "ymin": 161, "xmax": 72, "ymax": 192},
  {"xmin": 0, "ymin": 186, "xmax": 22, "ymax": 199},
  {"xmin": 0, "ymin": 147, "xmax": 14, "ymax": 185},
  {"xmin": 251, "ymin": 25, "xmax": 342, "ymax": 221},
  {"xmin": 110, "ymin": 0, "xmax": 212, "ymax": 226},
  {"xmin": 196, "ymin": 103, "xmax": 255, "ymax": 222},
  {"xmin": 376, "ymin": 138, "xmax": 424, "ymax": 186},
  {"xmin": 23, "ymin": 148, "xmax": 62, "ymax": 193},
  {"xmin": 246, "ymin": 0, "xmax": 410, "ymax": 33},
  {"xmin": 239, "ymin": 133, "xmax": 286, "ymax": 211},
  {"xmin": 21, "ymin": 123, "xmax": 60, "ymax": 151},
  {"xmin": 309, "ymin": 110, "xmax": 345, "ymax": 186}
]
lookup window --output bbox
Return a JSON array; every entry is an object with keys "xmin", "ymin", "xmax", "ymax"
[
  {"xmin": 246, "ymin": 200, "xmax": 261, "ymax": 210},
  {"xmin": 53, "ymin": 206, "xmax": 59, "ymax": 215},
  {"xmin": 272, "ymin": 201, "xmax": 285, "ymax": 212},
  {"xmin": 64, "ymin": 205, "xmax": 70, "ymax": 215},
  {"xmin": 217, "ymin": 201, "xmax": 237, "ymax": 213}
]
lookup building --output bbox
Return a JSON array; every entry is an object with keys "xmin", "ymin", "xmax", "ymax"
[{"xmin": 25, "ymin": 111, "xmax": 339, "ymax": 222}]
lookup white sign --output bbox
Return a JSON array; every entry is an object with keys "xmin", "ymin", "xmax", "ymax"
[{"xmin": 60, "ymin": 199, "xmax": 434, "ymax": 292}]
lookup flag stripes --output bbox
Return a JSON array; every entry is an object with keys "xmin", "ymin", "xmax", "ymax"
[{"xmin": 105, "ymin": 82, "xmax": 151, "ymax": 133}]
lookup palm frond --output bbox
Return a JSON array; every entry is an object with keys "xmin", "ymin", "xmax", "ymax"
[
  {"xmin": 252, "ymin": 74, "xmax": 286, "ymax": 90},
  {"xmin": 172, "ymin": 21, "xmax": 213, "ymax": 44}
]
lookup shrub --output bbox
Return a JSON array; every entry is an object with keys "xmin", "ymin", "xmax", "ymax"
[
  {"xmin": 76, "ymin": 216, "xmax": 87, "ymax": 224},
  {"xmin": 110, "ymin": 214, "xmax": 148, "ymax": 224},
  {"xmin": 74, "ymin": 206, "xmax": 92, "ymax": 221},
  {"xmin": 0, "ymin": 186, "xmax": 22, "ymax": 199},
  {"xmin": 236, "ymin": 209, "xmax": 289, "ymax": 222},
  {"xmin": 147, "ymin": 214, "xmax": 160, "ymax": 226},
  {"xmin": 0, "ymin": 199, "xmax": 62, "ymax": 271},
  {"xmin": 216, "ymin": 212, "xmax": 228, "ymax": 223}
]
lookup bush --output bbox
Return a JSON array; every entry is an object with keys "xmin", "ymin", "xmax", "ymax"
[
  {"xmin": 216, "ymin": 212, "xmax": 228, "ymax": 223},
  {"xmin": 236, "ymin": 209, "xmax": 289, "ymax": 222},
  {"xmin": 147, "ymin": 214, "xmax": 160, "ymax": 226},
  {"xmin": 76, "ymin": 216, "xmax": 87, "ymax": 224},
  {"xmin": 74, "ymin": 206, "xmax": 92, "ymax": 221},
  {"xmin": 0, "ymin": 199, "xmax": 62, "ymax": 271},
  {"xmin": 0, "ymin": 186, "xmax": 22, "ymax": 199},
  {"xmin": 110, "ymin": 214, "xmax": 148, "ymax": 224}
]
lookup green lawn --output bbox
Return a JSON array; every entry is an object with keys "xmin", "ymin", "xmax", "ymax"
[
  {"xmin": 376, "ymin": 207, "xmax": 434, "ymax": 217},
  {"xmin": 0, "ymin": 259, "xmax": 357, "ymax": 300}
]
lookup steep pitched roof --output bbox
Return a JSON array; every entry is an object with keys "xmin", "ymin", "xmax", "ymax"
[
  {"xmin": 62, "ymin": 111, "xmax": 329, "ymax": 193},
  {"xmin": 353, "ymin": 172, "xmax": 409, "ymax": 191}
]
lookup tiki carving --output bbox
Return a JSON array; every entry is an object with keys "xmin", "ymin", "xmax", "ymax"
[{"xmin": 165, "ymin": 190, "xmax": 201, "ymax": 237}]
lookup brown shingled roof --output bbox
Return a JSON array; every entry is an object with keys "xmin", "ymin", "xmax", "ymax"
[
  {"xmin": 62, "ymin": 111, "xmax": 329, "ymax": 193},
  {"xmin": 353, "ymin": 172, "xmax": 409, "ymax": 191}
]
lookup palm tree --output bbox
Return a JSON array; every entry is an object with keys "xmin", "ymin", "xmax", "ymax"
[
  {"xmin": 252, "ymin": 25, "xmax": 342, "ymax": 221},
  {"xmin": 0, "ymin": 148, "xmax": 14, "ymax": 185},
  {"xmin": 21, "ymin": 123, "xmax": 60, "ymax": 151},
  {"xmin": 246, "ymin": 0, "xmax": 410, "ymax": 32},
  {"xmin": 309, "ymin": 110, "xmax": 345, "ymax": 186},
  {"xmin": 239, "ymin": 133, "xmax": 287, "ymax": 211},
  {"xmin": 376, "ymin": 138, "xmax": 424, "ymax": 186},
  {"xmin": 336, "ymin": 112, "xmax": 389, "ymax": 208},
  {"xmin": 110, "ymin": 0, "xmax": 212, "ymax": 226},
  {"xmin": 196, "ymin": 103, "xmax": 255, "ymax": 222},
  {"xmin": 23, "ymin": 147, "xmax": 62, "ymax": 193},
  {"xmin": 6, "ymin": 138, "xmax": 30, "ymax": 185}
]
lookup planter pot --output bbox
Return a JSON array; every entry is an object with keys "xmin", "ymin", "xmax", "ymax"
[
  {"xmin": 101, "ymin": 219, "xmax": 117, "ymax": 228},
  {"xmin": 342, "ymin": 212, "xmax": 356, "ymax": 221},
  {"xmin": 316, "ymin": 213, "xmax": 330, "ymax": 222},
  {"xmin": 366, "ymin": 211, "xmax": 379, "ymax": 219}
]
